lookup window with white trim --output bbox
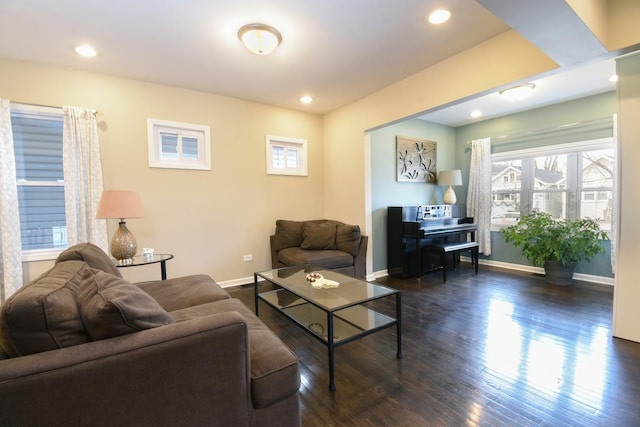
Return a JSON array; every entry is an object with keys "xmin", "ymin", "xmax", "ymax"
[
  {"xmin": 147, "ymin": 118, "xmax": 211, "ymax": 170},
  {"xmin": 491, "ymin": 139, "xmax": 614, "ymax": 232},
  {"xmin": 11, "ymin": 105, "xmax": 67, "ymax": 252},
  {"xmin": 266, "ymin": 135, "xmax": 307, "ymax": 176}
]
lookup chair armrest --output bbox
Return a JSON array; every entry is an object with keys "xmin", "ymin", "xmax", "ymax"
[
  {"xmin": 353, "ymin": 235, "xmax": 368, "ymax": 279},
  {"xmin": 270, "ymin": 234, "xmax": 279, "ymax": 268},
  {"xmin": 0, "ymin": 312, "xmax": 252, "ymax": 427}
]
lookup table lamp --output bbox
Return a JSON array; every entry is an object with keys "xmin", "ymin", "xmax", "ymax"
[
  {"xmin": 96, "ymin": 190, "xmax": 144, "ymax": 261},
  {"xmin": 438, "ymin": 170, "xmax": 463, "ymax": 205}
]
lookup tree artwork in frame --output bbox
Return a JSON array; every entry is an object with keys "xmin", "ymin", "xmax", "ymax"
[{"xmin": 396, "ymin": 136, "xmax": 437, "ymax": 182}]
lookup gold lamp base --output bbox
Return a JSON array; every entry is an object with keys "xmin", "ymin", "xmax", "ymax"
[{"xmin": 110, "ymin": 221, "xmax": 137, "ymax": 261}]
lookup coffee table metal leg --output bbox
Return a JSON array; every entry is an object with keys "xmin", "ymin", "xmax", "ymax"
[
  {"xmin": 327, "ymin": 311, "xmax": 336, "ymax": 392},
  {"xmin": 396, "ymin": 293, "xmax": 403, "ymax": 359}
]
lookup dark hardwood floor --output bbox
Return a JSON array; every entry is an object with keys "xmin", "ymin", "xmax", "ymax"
[{"xmin": 229, "ymin": 265, "xmax": 640, "ymax": 426}]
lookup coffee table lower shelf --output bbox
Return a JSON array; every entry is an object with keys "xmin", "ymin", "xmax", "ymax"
[
  {"xmin": 256, "ymin": 287, "xmax": 402, "ymax": 391},
  {"xmin": 259, "ymin": 289, "xmax": 397, "ymax": 344}
]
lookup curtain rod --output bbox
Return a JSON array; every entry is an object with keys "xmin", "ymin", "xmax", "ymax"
[{"xmin": 11, "ymin": 101, "xmax": 102, "ymax": 116}]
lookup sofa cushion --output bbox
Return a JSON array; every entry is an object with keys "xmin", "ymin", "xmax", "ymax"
[
  {"xmin": 77, "ymin": 270, "xmax": 174, "ymax": 340},
  {"xmin": 0, "ymin": 260, "xmax": 91, "ymax": 357},
  {"xmin": 335, "ymin": 223, "xmax": 361, "ymax": 256},
  {"xmin": 301, "ymin": 221, "xmax": 337, "ymax": 250},
  {"xmin": 136, "ymin": 274, "xmax": 230, "ymax": 312},
  {"xmin": 278, "ymin": 248, "xmax": 353, "ymax": 270},
  {"xmin": 171, "ymin": 298, "xmax": 300, "ymax": 408},
  {"xmin": 273, "ymin": 220, "xmax": 304, "ymax": 251},
  {"xmin": 56, "ymin": 242, "xmax": 122, "ymax": 278}
]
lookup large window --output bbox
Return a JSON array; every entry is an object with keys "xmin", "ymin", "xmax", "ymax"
[
  {"xmin": 491, "ymin": 139, "xmax": 614, "ymax": 232},
  {"xmin": 10, "ymin": 105, "xmax": 67, "ymax": 252}
]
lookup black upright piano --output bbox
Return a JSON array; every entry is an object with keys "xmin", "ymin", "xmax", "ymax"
[{"xmin": 387, "ymin": 205, "xmax": 476, "ymax": 277}]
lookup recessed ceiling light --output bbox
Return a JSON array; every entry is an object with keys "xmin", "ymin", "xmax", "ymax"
[
  {"xmin": 609, "ymin": 74, "xmax": 618, "ymax": 83},
  {"xmin": 428, "ymin": 9, "xmax": 451, "ymax": 25},
  {"xmin": 470, "ymin": 110, "xmax": 482, "ymax": 119},
  {"xmin": 499, "ymin": 83, "xmax": 535, "ymax": 101},
  {"xmin": 74, "ymin": 44, "xmax": 97, "ymax": 57},
  {"xmin": 299, "ymin": 95, "xmax": 313, "ymax": 104}
]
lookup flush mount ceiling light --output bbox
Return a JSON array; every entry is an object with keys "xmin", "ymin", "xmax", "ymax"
[
  {"xmin": 499, "ymin": 83, "xmax": 536, "ymax": 101},
  {"xmin": 238, "ymin": 23, "xmax": 282, "ymax": 55},
  {"xmin": 299, "ymin": 95, "xmax": 313, "ymax": 104},
  {"xmin": 428, "ymin": 9, "xmax": 451, "ymax": 24}
]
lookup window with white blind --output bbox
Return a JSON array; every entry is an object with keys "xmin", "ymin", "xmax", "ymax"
[
  {"xmin": 265, "ymin": 135, "xmax": 307, "ymax": 176},
  {"xmin": 147, "ymin": 118, "xmax": 211, "ymax": 170},
  {"xmin": 11, "ymin": 105, "xmax": 67, "ymax": 252}
]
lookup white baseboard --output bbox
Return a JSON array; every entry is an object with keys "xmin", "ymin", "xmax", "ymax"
[
  {"xmin": 371, "ymin": 259, "xmax": 614, "ymax": 286},
  {"xmin": 474, "ymin": 258, "xmax": 614, "ymax": 286},
  {"xmin": 218, "ymin": 276, "xmax": 254, "ymax": 288}
]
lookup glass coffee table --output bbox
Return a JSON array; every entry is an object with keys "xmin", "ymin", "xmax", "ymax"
[{"xmin": 254, "ymin": 265, "xmax": 402, "ymax": 391}]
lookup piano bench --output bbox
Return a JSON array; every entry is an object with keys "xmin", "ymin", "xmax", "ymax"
[{"xmin": 424, "ymin": 241, "xmax": 479, "ymax": 282}]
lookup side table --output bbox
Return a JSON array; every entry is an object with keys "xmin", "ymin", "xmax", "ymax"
[{"xmin": 115, "ymin": 254, "xmax": 174, "ymax": 280}]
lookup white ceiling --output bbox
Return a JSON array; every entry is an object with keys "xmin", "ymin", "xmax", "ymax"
[
  {"xmin": 0, "ymin": 0, "xmax": 618, "ymax": 124},
  {"xmin": 420, "ymin": 58, "xmax": 617, "ymax": 127}
]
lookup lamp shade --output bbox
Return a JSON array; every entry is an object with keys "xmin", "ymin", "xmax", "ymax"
[
  {"xmin": 96, "ymin": 190, "xmax": 144, "ymax": 220},
  {"xmin": 438, "ymin": 170, "xmax": 462, "ymax": 186}
]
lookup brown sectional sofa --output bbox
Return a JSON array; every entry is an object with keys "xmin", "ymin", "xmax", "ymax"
[
  {"xmin": 0, "ymin": 243, "xmax": 300, "ymax": 427},
  {"xmin": 270, "ymin": 219, "xmax": 368, "ymax": 279}
]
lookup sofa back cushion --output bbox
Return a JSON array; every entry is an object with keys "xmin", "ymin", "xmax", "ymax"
[
  {"xmin": 56, "ymin": 242, "xmax": 122, "ymax": 278},
  {"xmin": 77, "ymin": 270, "xmax": 174, "ymax": 340},
  {"xmin": 0, "ymin": 260, "xmax": 92, "ymax": 357},
  {"xmin": 274, "ymin": 219, "xmax": 362, "ymax": 255},
  {"xmin": 335, "ymin": 223, "xmax": 362, "ymax": 256},
  {"xmin": 301, "ymin": 221, "xmax": 337, "ymax": 250},
  {"xmin": 273, "ymin": 220, "xmax": 304, "ymax": 251}
]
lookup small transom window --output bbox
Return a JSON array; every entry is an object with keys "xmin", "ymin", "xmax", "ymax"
[{"xmin": 147, "ymin": 118, "xmax": 211, "ymax": 170}]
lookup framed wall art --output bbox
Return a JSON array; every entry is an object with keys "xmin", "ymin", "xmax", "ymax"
[{"xmin": 396, "ymin": 136, "xmax": 437, "ymax": 182}]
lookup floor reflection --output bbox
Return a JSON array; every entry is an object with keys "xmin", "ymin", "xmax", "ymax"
[{"xmin": 483, "ymin": 295, "xmax": 608, "ymax": 413}]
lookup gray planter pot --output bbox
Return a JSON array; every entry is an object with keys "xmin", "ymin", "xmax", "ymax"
[{"xmin": 544, "ymin": 260, "xmax": 577, "ymax": 286}]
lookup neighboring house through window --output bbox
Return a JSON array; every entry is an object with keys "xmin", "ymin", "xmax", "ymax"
[
  {"xmin": 10, "ymin": 104, "xmax": 67, "ymax": 254},
  {"xmin": 491, "ymin": 139, "xmax": 614, "ymax": 232}
]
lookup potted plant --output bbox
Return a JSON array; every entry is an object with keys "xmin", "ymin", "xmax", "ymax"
[{"xmin": 500, "ymin": 211, "xmax": 608, "ymax": 285}]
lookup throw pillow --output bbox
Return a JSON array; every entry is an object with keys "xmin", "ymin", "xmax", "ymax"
[
  {"xmin": 336, "ymin": 223, "xmax": 362, "ymax": 256},
  {"xmin": 301, "ymin": 222, "xmax": 337, "ymax": 250},
  {"xmin": 77, "ymin": 269, "xmax": 174, "ymax": 340},
  {"xmin": 0, "ymin": 260, "xmax": 92, "ymax": 357},
  {"xmin": 56, "ymin": 242, "xmax": 122, "ymax": 278},
  {"xmin": 273, "ymin": 220, "xmax": 304, "ymax": 251}
]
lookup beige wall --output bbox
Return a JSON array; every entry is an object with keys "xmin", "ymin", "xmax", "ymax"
[
  {"xmin": 322, "ymin": 30, "xmax": 558, "ymax": 226},
  {"xmin": 0, "ymin": 58, "xmax": 323, "ymax": 285},
  {"xmin": 614, "ymin": 51, "xmax": 640, "ymax": 342}
]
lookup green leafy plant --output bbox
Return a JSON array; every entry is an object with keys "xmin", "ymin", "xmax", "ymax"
[{"xmin": 501, "ymin": 211, "xmax": 608, "ymax": 267}]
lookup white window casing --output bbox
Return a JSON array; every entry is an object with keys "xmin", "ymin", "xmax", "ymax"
[
  {"xmin": 148, "ymin": 118, "xmax": 211, "ymax": 170},
  {"xmin": 266, "ymin": 135, "xmax": 308, "ymax": 176}
]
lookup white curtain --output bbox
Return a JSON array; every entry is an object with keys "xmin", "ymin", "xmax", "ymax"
[
  {"xmin": 466, "ymin": 137, "xmax": 492, "ymax": 255},
  {"xmin": 0, "ymin": 100, "xmax": 23, "ymax": 301},
  {"xmin": 63, "ymin": 106, "xmax": 108, "ymax": 251}
]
